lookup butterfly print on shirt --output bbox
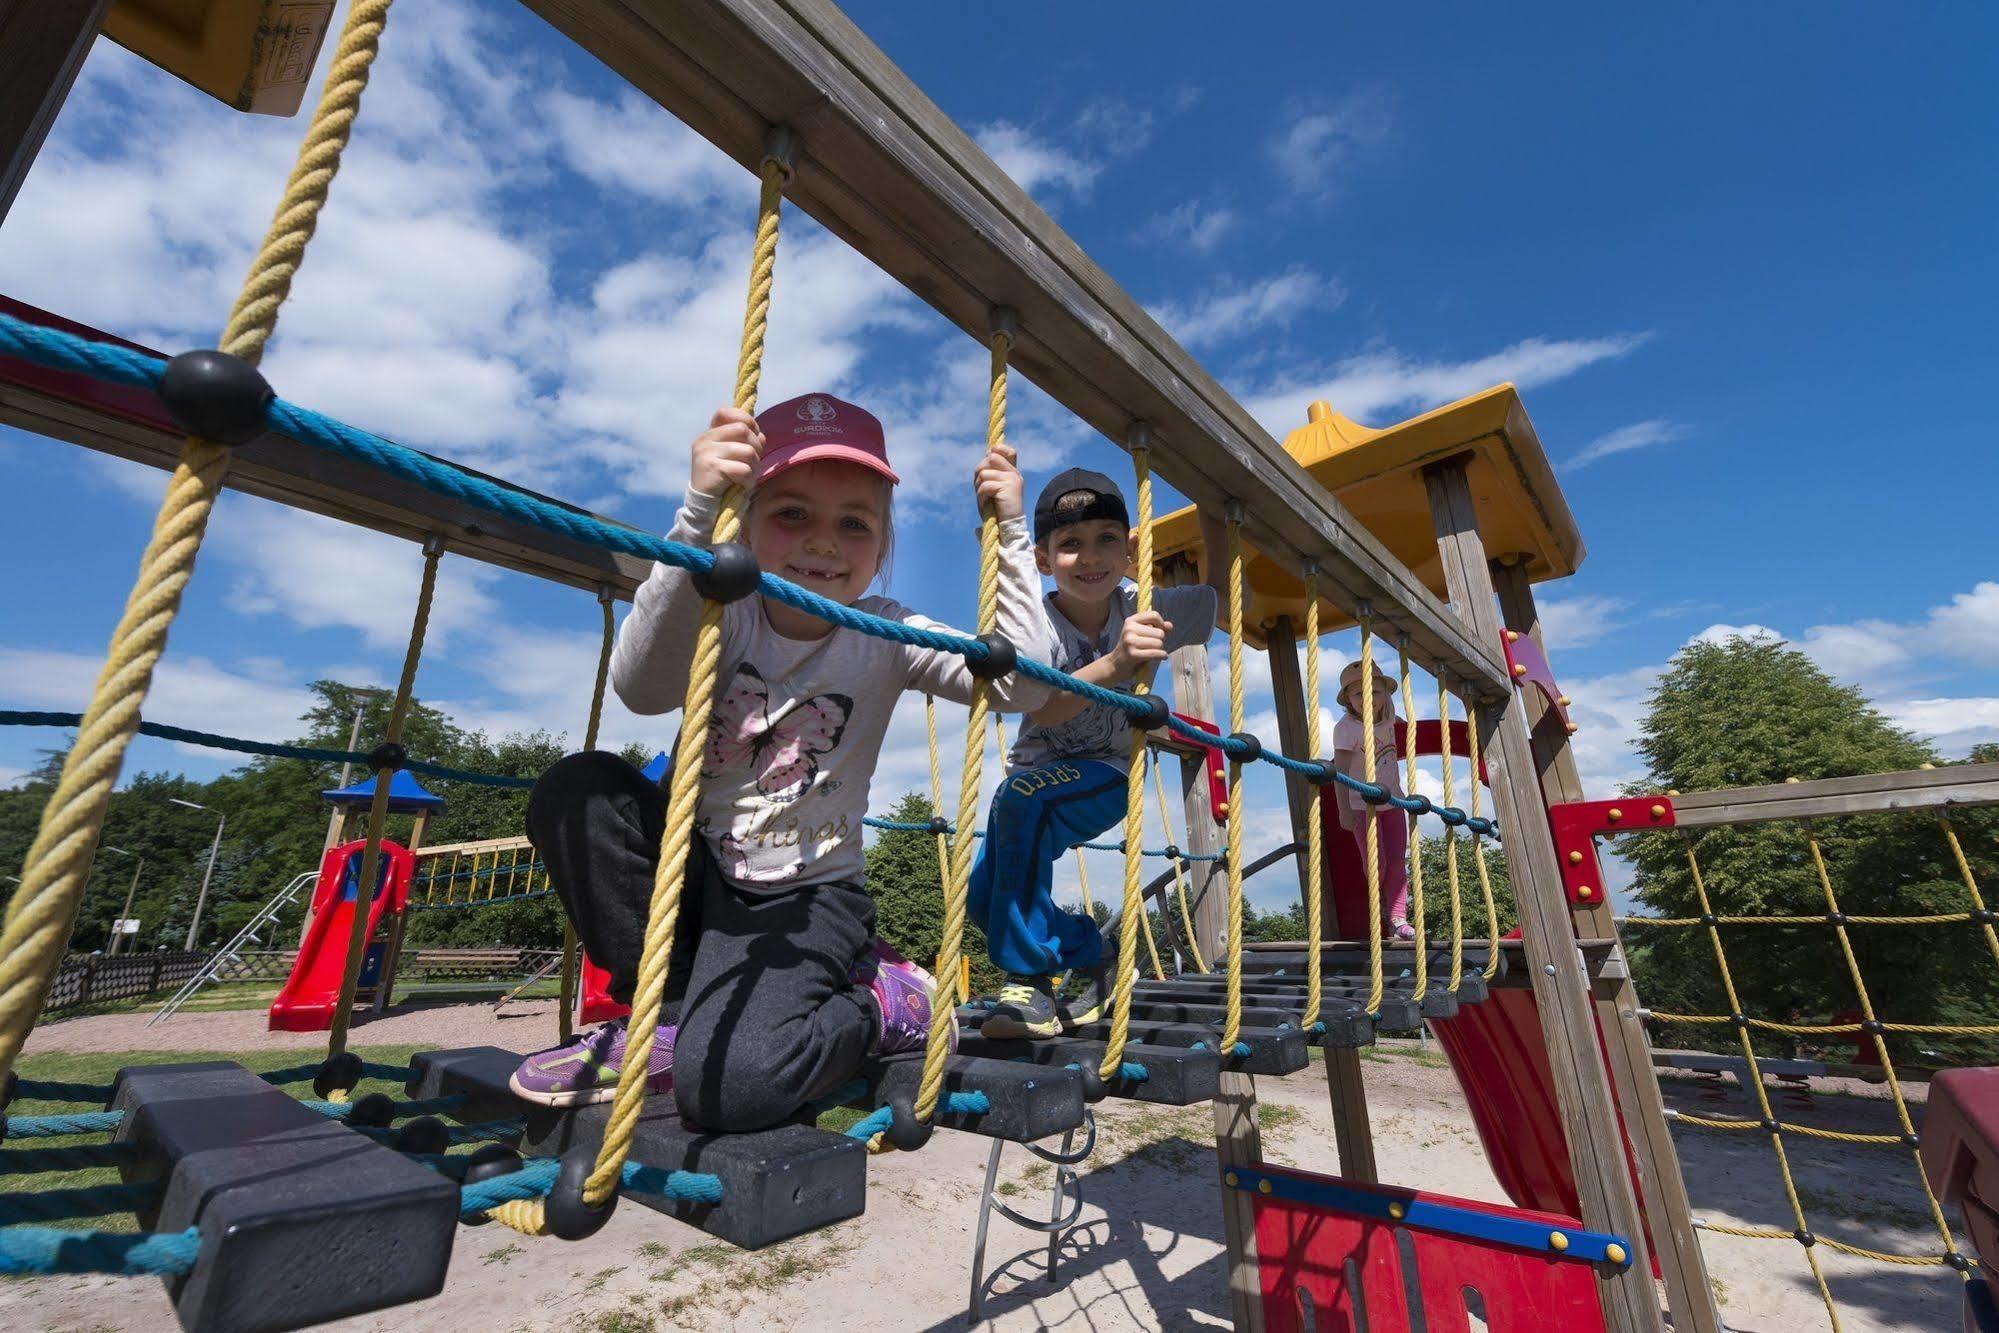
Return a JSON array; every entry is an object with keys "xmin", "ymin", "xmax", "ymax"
[{"xmin": 704, "ymin": 664, "xmax": 854, "ymax": 802}]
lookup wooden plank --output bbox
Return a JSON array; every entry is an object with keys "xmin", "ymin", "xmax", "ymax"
[
  {"xmin": 1494, "ymin": 558, "xmax": 1721, "ymax": 1333},
  {"xmin": 0, "ymin": 298, "xmax": 655, "ymax": 596},
  {"xmin": 511, "ymin": 0, "xmax": 1508, "ymax": 693},
  {"xmin": 0, "ymin": 0, "xmax": 108, "ymax": 222},
  {"xmin": 1265, "ymin": 615, "xmax": 1379, "ymax": 1183},
  {"xmin": 1425, "ymin": 465, "xmax": 1662, "ymax": 1333},
  {"xmin": 1212, "ymin": 1070, "xmax": 1266, "ymax": 1332},
  {"xmin": 1670, "ymin": 762, "xmax": 1999, "ymax": 827}
]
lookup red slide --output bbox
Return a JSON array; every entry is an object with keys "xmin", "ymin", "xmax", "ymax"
[{"xmin": 269, "ymin": 838, "xmax": 415, "ymax": 1032}]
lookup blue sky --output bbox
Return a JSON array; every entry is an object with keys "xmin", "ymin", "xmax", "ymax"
[{"xmin": 1, "ymin": 2, "xmax": 1993, "ymax": 912}]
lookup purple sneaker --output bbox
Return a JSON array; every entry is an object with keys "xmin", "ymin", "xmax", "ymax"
[
  {"xmin": 858, "ymin": 939, "xmax": 954, "ymax": 1058},
  {"xmin": 509, "ymin": 1017, "xmax": 675, "ymax": 1108}
]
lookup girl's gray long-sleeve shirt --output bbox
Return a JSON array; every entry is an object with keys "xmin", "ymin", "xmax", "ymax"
[{"xmin": 612, "ymin": 487, "xmax": 1057, "ymax": 892}]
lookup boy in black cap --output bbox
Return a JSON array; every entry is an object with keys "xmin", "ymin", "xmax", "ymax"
[{"xmin": 973, "ymin": 468, "xmax": 1228, "ymax": 1039}]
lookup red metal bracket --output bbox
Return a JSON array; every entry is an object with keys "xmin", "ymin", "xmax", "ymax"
[
  {"xmin": 1547, "ymin": 798, "xmax": 1675, "ymax": 906},
  {"xmin": 1502, "ymin": 629, "xmax": 1576, "ymax": 734},
  {"xmin": 1172, "ymin": 710, "xmax": 1231, "ymax": 825}
]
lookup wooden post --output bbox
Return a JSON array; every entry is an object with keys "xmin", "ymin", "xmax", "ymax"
[
  {"xmin": 1266, "ymin": 614, "xmax": 1379, "ymax": 1182},
  {"xmin": 0, "ymin": 0, "xmax": 108, "ymax": 224},
  {"xmin": 1423, "ymin": 458, "xmax": 1662, "ymax": 1333},
  {"xmin": 1166, "ymin": 633, "xmax": 1264, "ymax": 1331},
  {"xmin": 1492, "ymin": 558, "xmax": 1722, "ymax": 1333}
]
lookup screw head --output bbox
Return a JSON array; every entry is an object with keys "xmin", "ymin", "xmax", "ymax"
[
  {"xmin": 1549, "ymin": 1230, "xmax": 1569, "ymax": 1252},
  {"xmin": 1388, "ymin": 1201, "xmax": 1407, "ymax": 1220},
  {"xmin": 1650, "ymin": 804, "xmax": 1667, "ymax": 819},
  {"xmin": 1604, "ymin": 1241, "xmax": 1627, "ymax": 1265},
  {"xmin": 1606, "ymin": 807, "xmax": 1623, "ymax": 822},
  {"xmin": 1542, "ymin": 963, "xmax": 1556, "ymax": 976},
  {"xmin": 1568, "ymin": 850, "xmax": 1584, "ymax": 864},
  {"xmin": 1513, "ymin": 663, "xmax": 1528, "ymax": 677},
  {"xmin": 1577, "ymin": 885, "xmax": 1593, "ymax": 899}
]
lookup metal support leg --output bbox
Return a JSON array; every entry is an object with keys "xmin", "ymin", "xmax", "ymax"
[{"xmin": 966, "ymin": 1109, "xmax": 1095, "ymax": 1325}]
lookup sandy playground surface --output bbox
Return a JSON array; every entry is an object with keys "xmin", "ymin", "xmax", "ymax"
[{"xmin": 4, "ymin": 998, "xmax": 1970, "ymax": 1332}]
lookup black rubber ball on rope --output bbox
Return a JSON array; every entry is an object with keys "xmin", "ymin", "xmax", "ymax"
[
  {"xmin": 1126, "ymin": 690, "xmax": 1170, "ymax": 729},
  {"xmin": 927, "ymin": 816, "xmax": 950, "ymax": 835},
  {"xmin": 159, "ymin": 349, "xmax": 274, "ymax": 446},
  {"xmin": 1162, "ymin": 843, "xmax": 1181, "ymax": 862},
  {"xmin": 1075, "ymin": 1061, "xmax": 1106, "ymax": 1104},
  {"xmin": 395, "ymin": 1116, "xmax": 450, "ymax": 1155},
  {"xmin": 313, "ymin": 1052, "xmax": 365, "ymax": 1100},
  {"xmin": 1300, "ymin": 761, "xmax": 1335, "ymax": 787},
  {"xmin": 460, "ymin": 1143, "xmax": 524, "ymax": 1225},
  {"xmin": 368, "ymin": 741, "xmax": 407, "ymax": 773},
  {"xmin": 347, "ymin": 1092, "xmax": 398, "ymax": 1129},
  {"xmin": 885, "ymin": 1088, "xmax": 934, "ymax": 1152},
  {"xmin": 965, "ymin": 632, "xmax": 1018, "ymax": 682},
  {"xmin": 1225, "ymin": 732, "xmax": 1261, "ymax": 762},
  {"xmin": 545, "ymin": 1144, "xmax": 618, "ymax": 1240},
  {"xmin": 691, "ymin": 542, "xmax": 761, "ymax": 603}
]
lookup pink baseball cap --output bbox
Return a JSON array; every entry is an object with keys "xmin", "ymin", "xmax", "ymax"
[{"xmin": 754, "ymin": 392, "xmax": 900, "ymax": 485}]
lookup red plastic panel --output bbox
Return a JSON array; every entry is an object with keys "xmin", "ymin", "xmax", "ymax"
[
  {"xmin": 1546, "ymin": 797, "xmax": 1675, "ymax": 906},
  {"xmin": 270, "ymin": 839, "xmax": 413, "ymax": 1032},
  {"xmin": 1253, "ymin": 1166, "xmax": 1605, "ymax": 1333},
  {"xmin": 1170, "ymin": 710, "xmax": 1230, "ymax": 824},
  {"xmin": 1922, "ymin": 1067, "xmax": 1999, "ymax": 1315},
  {"xmin": 579, "ymin": 951, "xmax": 628, "ymax": 1023},
  {"xmin": 1500, "ymin": 630, "xmax": 1574, "ymax": 732}
]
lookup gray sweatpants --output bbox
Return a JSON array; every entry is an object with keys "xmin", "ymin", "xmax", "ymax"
[{"xmin": 527, "ymin": 751, "xmax": 879, "ymax": 1131}]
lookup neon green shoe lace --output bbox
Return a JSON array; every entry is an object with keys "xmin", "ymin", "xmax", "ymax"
[{"xmin": 998, "ymin": 979, "xmax": 1038, "ymax": 1007}]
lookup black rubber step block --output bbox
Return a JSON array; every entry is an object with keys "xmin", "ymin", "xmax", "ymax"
[
  {"xmin": 1057, "ymin": 1020, "xmax": 1313, "ymax": 1076},
  {"xmin": 111, "ymin": 1061, "xmax": 458, "ymax": 1333},
  {"xmin": 953, "ymin": 1033, "xmax": 1221, "ymax": 1107},
  {"xmin": 867, "ymin": 1054, "xmax": 1084, "ymax": 1143}
]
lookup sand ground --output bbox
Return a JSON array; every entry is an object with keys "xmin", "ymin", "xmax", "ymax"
[{"xmin": 3, "ymin": 998, "xmax": 1968, "ymax": 1332}]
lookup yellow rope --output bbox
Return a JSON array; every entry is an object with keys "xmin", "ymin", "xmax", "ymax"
[
  {"xmin": 1679, "ymin": 833, "xmax": 1843, "ymax": 1329},
  {"xmin": 1673, "ymin": 1111, "xmax": 1903, "ymax": 1147},
  {"xmin": 1438, "ymin": 675, "xmax": 1464, "ymax": 992},
  {"xmin": 1466, "ymin": 700, "xmax": 1502, "ymax": 983},
  {"xmin": 925, "ymin": 695, "xmax": 950, "ymax": 891},
  {"xmin": 1398, "ymin": 639, "xmax": 1425, "ymax": 1001},
  {"xmin": 1150, "ymin": 751, "xmax": 1207, "ymax": 973},
  {"xmin": 1631, "ymin": 912, "xmax": 1977, "ymax": 928},
  {"xmin": 1940, "ymin": 814, "xmax": 1999, "ymax": 972},
  {"xmin": 1651, "ymin": 1011, "xmax": 1999, "ymax": 1037},
  {"xmin": 327, "ymin": 537, "xmax": 439, "ymax": 1064},
  {"xmin": 557, "ymin": 586, "xmax": 618, "ymax": 1043},
  {"xmin": 1799, "ymin": 819, "xmax": 1962, "ymax": 1262},
  {"xmin": 0, "ymin": 0, "xmax": 397, "ymax": 1085},
  {"xmin": 566, "ymin": 148, "xmax": 791, "ymax": 1215},
  {"xmin": 1692, "ymin": 1223, "xmax": 1948, "ymax": 1268},
  {"xmin": 1359, "ymin": 611, "xmax": 1383, "ymax": 1014},
  {"xmin": 1219, "ymin": 507, "xmax": 1248, "ymax": 1054},
  {"xmin": 1074, "ymin": 849, "xmax": 1094, "ymax": 915},
  {"xmin": 917, "ymin": 319, "xmax": 1012, "ymax": 1123},
  {"xmin": 1099, "ymin": 438, "xmax": 1157, "ymax": 1079},
  {"xmin": 1301, "ymin": 565, "xmax": 1325, "ymax": 1029}
]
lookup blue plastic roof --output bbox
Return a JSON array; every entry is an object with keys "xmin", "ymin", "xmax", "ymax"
[
  {"xmin": 640, "ymin": 751, "xmax": 670, "ymax": 783},
  {"xmin": 321, "ymin": 768, "xmax": 448, "ymax": 812}
]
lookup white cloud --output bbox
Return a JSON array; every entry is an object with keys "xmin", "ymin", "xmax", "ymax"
[
  {"xmin": 543, "ymin": 89, "xmax": 741, "ymax": 207},
  {"xmin": 1138, "ymin": 201, "xmax": 1240, "ymax": 253},
  {"xmin": 1270, "ymin": 91, "xmax": 1391, "ymax": 200},
  {"xmin": 1927, "ymin": 583, "xmax": 1999, "ymax": 667},
  {"xmin": 1691, "ymin": 623, "xmax": 1783, "ymax": 648},
  {"xmin": 0, "ymin": 646, "xmax": 317, "ymax": 762},
  {"xmin": 1537, "ymin": 595, "xmax": 1630, "ymax": 650},
  {"xmin": 1149, "ymin": 266, "xmax": 1343, "ymax": 351},
  {"xmin": 974, "ymin": 121, "xmax": 1101, "ymax": 199},
  {"xmin": 1242, "ymin": 334, "xmax": 1649, "ymax": 435},
  {"xmin": 1567, "ymin": 418, "xmax": 1692, "ymax": 469},
  {"xmin": 1886, "ymin": 697, "xmax": 1999, "ymax": 756}
]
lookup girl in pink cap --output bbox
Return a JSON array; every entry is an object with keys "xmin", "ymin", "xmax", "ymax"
[{"xmin": 509, "ymin": 394, "xmax": 1058, "ymax": 1129}]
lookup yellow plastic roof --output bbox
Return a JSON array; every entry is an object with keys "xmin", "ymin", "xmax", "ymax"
[{"xmin": 1150, "ymin": 383, "xmax": 1584, "ymax": 646}]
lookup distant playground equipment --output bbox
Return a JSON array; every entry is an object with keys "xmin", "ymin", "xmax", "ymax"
[{"xmin": 0, "ymin": 5, "xmax": 1995, "ymax": 1333}]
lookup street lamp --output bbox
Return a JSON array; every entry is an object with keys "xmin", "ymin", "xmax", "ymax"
[
  {"xmin": 100, "ymin": 845, "xmax": 144, "ymax": 956},
  {"xmin": 169, "ymin": 798, "xmax": 226, "ymax": 951}
]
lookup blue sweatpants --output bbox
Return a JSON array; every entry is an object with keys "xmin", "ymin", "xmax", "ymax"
[{"xmin": 967, "ymin": 759, "xmax": 1129, "ymax": 977}]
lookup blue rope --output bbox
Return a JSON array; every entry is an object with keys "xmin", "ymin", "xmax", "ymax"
[
  {"xmin": 0, "ymin": 1180, "xmax": 161, "ymax": 1225},
  {"xmin": 860, "ymin": 817, "xmax": 1222, "ymax": 860},
  {"xmin": 0, "ymin": 313, "xmax": 1500, "ymax": 838},
  {"xmin": 0, "ymin": 1225, "xmax": 202, "ymax": 1276},
  {"xmin": 1118, "ymin": 1062, "xmax": 1149, "ymax": 1083},
  {"xmin": 10, "ymin": 1078, "xmax": 114, "ymax": 1105},
  {"xmin": 454, "ymin": 1155, "xmax": 722, "ymax": 1217},
  {"xmin": 299, "ymin": 1094, "xmax": 465, "ymax": 1121},
  {"xmin": 0, "ymin": 710, "xmax": 534, "ymax": 789},
  {"xmin": 0, "ymin": 1143, "xmax": 145, "ymax": 1175},
  {"xmin": 5, "ymin": 1111, "xmax": 123, "ymax": 1138},
  {"xmin": 843, "ymin": 1107, "xmax": 892, "ymax": 1142}
]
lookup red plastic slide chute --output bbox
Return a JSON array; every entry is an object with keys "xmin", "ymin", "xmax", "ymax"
[{"xmin": 268, "ymin": 838, "xmax": 414, "ymax": 1032}]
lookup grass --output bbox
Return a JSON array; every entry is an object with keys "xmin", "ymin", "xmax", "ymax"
[{"xmin": 4, "ymin": 1043, "xmax": 432, "ymax": 1234}]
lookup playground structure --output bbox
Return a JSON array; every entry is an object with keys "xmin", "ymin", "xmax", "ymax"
[{"xmin": 0, "ymin": 4, "xmax": 1994, "ymax": 1332}]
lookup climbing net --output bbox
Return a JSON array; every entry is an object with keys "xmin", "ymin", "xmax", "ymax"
[
  {"xmin": 1616, "ymin": 796, "xmax": 1998, "ymax": 1329},
  {"xmin": 0, "ymin": 0, "xmax": 1511, "ymax": 1272}
]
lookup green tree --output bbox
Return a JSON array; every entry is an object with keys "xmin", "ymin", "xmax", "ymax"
[
  {"xmin": 863, "ymin": 791, "xmax": 1004, "ymax": 996},
  {"xmin": 1624, "ymin": 638, "xmax": 1999, "ymax": 1065},
  {"xmin": 1417, "ymin": 832, "xmax": 1517, "ymax": 939}
]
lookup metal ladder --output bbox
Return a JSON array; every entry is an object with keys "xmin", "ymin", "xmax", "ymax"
[
  {"xmin": 967, "ymin": 1106, "xmax": 1096, "ymax": 1323},
  {"xmin": 148, "ymin": 870, "xmax": 313, "ymax": 1026}
]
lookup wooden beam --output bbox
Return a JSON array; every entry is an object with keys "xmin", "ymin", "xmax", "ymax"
[
  {"xmin": 1265, "ymin": 614, "xmax": 1378, "ymax": 1183},
  {"xmin": 512, "ymin": 0, "xmax": 1508, "ymax": 694},
  {"xmin": 1669, "ymin": 762, "xmax": 1999, "ymax": 828},
  {"xmin": 1425, "ymin": 463, "xmax": 1662, "ymax": 1333},
  {"xmin": 1493, "ymin": 559, "xmax": 1721, "ymax": 1333},
  {"xmin": 0, "ymin": 0, "xmax": 108, "ymax": 223},
  {"xmin": 0, "ymin": 298, "xmax": 654, "ymax": 597}
]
